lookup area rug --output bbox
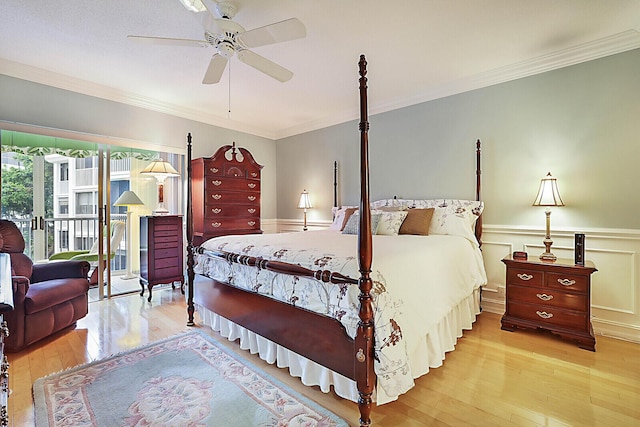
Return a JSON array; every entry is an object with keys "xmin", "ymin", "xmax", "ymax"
[{"xmin": 33, "ymin": 330, "xmax": 349, "ymax": 427}]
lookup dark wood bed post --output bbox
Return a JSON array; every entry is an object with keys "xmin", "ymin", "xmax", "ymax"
[
  {"xmin": 333, "ymin": 160, "xmax": 338, "ymax": 210},
  {"xmin": 355, "ymin": 54, "xmax": 375, "ymax": 427},
  {"xmin": 475, "ymin": 139, "xmax": 482, "ymax": 247},
  {"xmin": 186, "ymin": 133, "xmax": 195, "ymax": 326}
]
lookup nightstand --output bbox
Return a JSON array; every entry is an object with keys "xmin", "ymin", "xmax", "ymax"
[{"xmin": 501, "ymin": 255, "xmax": 597, "ymax": 351}]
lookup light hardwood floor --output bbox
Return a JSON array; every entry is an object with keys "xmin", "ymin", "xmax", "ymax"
[{"xmin": 7, "ymin": 289, "xmax": 640, "ymax": 426}]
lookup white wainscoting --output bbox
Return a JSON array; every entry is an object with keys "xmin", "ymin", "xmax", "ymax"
[
  {"xmin": 482, "ymin": 225, "xmax": 640, "ymax": 343},
  {"xmin": 274, "ymin": 219, "xmax": 640, "ymax": 343}
]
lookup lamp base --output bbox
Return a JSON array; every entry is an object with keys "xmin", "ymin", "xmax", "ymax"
[
  {"xmin": 153, "ymin": 207, "xmax": 169, "ymax": 215},
  {"xmin": 539, "ymin": 251, "xmax": 557, "ymax": 262}
]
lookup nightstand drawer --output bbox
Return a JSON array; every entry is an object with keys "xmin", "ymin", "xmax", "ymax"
[
  {"xmin": 507, "ymin": 269, "xmax": 543, "ymax": 287},
  {"xmin": 508, "ymin": 301, "xmax": 588, "ymax": 330},
  {"xmin": 546, "ymin": 273, "xmax": 588, "ymax": 293},
  {"xmin": 507, "ymin": 285, "xmax": 587, "ymax": 311}
]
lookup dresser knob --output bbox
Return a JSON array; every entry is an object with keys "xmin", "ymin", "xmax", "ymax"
[
  {"xmin": 558, "ymin": 278, "xmax": 576, "ymax": 287},
  {"xmin": 211, "ymin": 208, "xmax": 221, "ymax": 214},
  {"xmin": 212, "ymin": 194, "xmax": 222, "ymax": 200},
  {"xmin": 247, "ymin": 183, "xmax": 256, "ymax": 189},
  {"xmin": 247, "ymin": 208, "xmax": 256, "ymax": 214},
  {"xmin": 250, "ymin": 172, "xmax": 257, "ymax": 177},
  {"xmin": 248, "ymin": 195, "xmax": 256, "ymax": 201},
  {"xmin": 209, "ymin": 167, "xmax": 219, "ymax": 173},
  {"xmin": 517, "ymin": 273, "xmax": 533, "ymax": 281},
  {"xmin": 211, "ymin": 180, "xmax": 222, "ymax": 186},
  {"xmin": 536, "ymin": 293, "xmax": 554, "ymax": 301},
  {"xmin": 211, "ymin": 222, "xmax": 221, "ymax": 228},
  {"xmin": 536, "ymin": 311, "xmax": 554, "ymax": 319},
  {"xmin": 248, "ymin": 221, "xmax": 256, "ymax": 226}
]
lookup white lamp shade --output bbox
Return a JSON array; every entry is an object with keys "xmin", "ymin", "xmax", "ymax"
[
  {"xmin": 141, "ymin": 159, "xmax": 180, "ymax": 182},
  {"xmin": 114, "ymin": 190, "xmax": 144, "ymax": 207},
  {"xmin": 533, "ymin": 172, "xmax": 565, "ymax": 207},
  {"xmin": 297, "ymin": 190, "xmax": 312, "ymax": 209}
]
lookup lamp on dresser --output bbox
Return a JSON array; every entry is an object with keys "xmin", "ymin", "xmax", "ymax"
[
  {"xmin": 297, "ymin": 190, "xmax": 312, "ymax": 231},
  {"xmin": 533, "ymin": 172, "xmax": 565, "ymax": 261},
  {"xmin": 141, "ymin": 159, "xmax": 180, "ymax": 214},
  {"xmin": 114, "ymin": 190, "xmax": 144, "ymax": 280}
]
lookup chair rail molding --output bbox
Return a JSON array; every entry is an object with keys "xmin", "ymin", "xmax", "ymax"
[{"xmin": 482, "ymin": 224, "xmax": 640, "ymax": 343}]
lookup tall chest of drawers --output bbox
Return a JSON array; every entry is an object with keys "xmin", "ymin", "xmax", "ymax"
[
  {"xmin": 501, "ymin": 255, "xmax": 597, "ymax": 351},
  {"xmin": 139, "ymin": 215, "xmax": 184, "ymax": 302},
  {"xmin": 191, "ymin": 143, "xmax": 263, "ymax": 246}
]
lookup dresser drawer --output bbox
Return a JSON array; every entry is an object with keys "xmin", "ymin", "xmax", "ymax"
[
  {"xmin": 202, "ymin": 218, "xmax": 261, "ymax": 233},
  {"xmin": 507, "ymin": 269, "xmax": 543, "ymax": 287},
  {"xmin": 507, "ymin": 285, "xmax": 587, "ymax": 311},
  {"xmin": 205, "ymin": 177, "xmax": 261, "ymax": 192},
  {"xmin": 206, "ymin": 191, "xmax": 259, "ymax": 204},
  {"xmin": 203, "ymin": 204, "xmax": 260, "ymax": 219},
  {"xmin": 546, "ymin": 272, "xmax": 588, "ymax": 293},
  {"xmin": 154, "ymin": 247, "xmax": 181, "ymax": 260},
  {"xmin": 507, "ymin": 301, "xmax": 588, "ymax": 330}
]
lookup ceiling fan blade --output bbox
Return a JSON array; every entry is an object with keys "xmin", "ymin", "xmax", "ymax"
[
  {"xmin": 203, "ymin": 54, "xmax": 228, "ymax": 84},
  {"xmin": 239, "ymin": 18, "xmax": 306, "ymax": 48},
  {"xmin": 127, "ymin": 35, "xmax": 208, "ymax": 48},
  {"xmin": 237, "ymin": 49, "xmax": 293, "ymax": 82}
]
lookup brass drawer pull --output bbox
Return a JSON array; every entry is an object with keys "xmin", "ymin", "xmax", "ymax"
[
  {"xmin": 536, "ymin": 293, "xmax": 554, "ymax": 301},
  {"xmin": 211, "ymin": 180, "xmax": 222, "ymax": 186},
  {"xmin": 247, "ymin": 208, "xmax": 256, "ymax": 214},
  {"xmin": 247, "ymin": 183, "xmax": 256, "ymax": 189},
  {"xmin": 209, "ymin": 167, "xmax": 219, "ymax": 173},
  {"xmin": 211, "ymin": 222, "xmax": 221, "ymax": 228},
  {"xmin": 536, "ymin": 311, "xmax": 554, "ymax": 319},
  {"xmin": 558, "ymin": 278, "xmax": 576, "ymax": 286},
  {"xmin": 212, "ymin": 194, "xmax": 222, "ymax": 200},
  {"xmin": 248, "ymin": 195, "xmax": 256, "ymax": 201},
  {"xmin": 250, "ymin": 172, "xmax": 258, "ymax": 177},
  {"xmin": 248, "ymin": 221, "xmax": 256, "ymax": 226},
  {"xmin": 517, "ymin": 273, "xmax": 534, "ymax": 281},
  {"xmin": 211, "ymin": 208, "xmax": 221, "ymax": 214}
]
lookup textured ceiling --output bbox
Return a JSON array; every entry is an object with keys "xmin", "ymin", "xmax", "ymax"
[{"xmin": 1, "ymin": 0, "xmax": 639, "ymax": 139}]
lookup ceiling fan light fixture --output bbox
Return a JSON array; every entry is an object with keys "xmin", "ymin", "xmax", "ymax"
[{"xmin": 179, "ymin": 0, "xmax": 206, "ymax": 13}]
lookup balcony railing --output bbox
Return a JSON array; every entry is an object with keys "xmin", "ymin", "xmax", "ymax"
[{"xmin": 7, "ymin": 216, "xmax": 126, "ymax": 272}]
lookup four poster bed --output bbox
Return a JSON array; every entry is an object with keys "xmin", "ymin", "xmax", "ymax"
[{"xmin": 185, "ymin": 55, "xmax": 487, "ymax": 426}]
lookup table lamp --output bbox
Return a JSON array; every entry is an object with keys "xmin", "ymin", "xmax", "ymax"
[
  {"xmin": 141, "ymin": 159, "xmax": 180, "ymax": 214},
  {"xmin": 297, "ymin": 190, "xmax": 312, "ymax": 231},
  {"xmin": 532, "ymin": 172, "xmax": 564, "ymax": 261},
  {"xmin": 114, "ymin": 190, "xmax": 144, "ymax": 279}
]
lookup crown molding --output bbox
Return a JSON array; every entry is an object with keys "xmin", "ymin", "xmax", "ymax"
[
  {"xmin": 3, "ymin": 30, "xmax": 639, "ymax": 141},
  {"xmin": 0, "ymin": 58, "xmax": 277, "ymax": 140},
  {"xmin": 273, "ymin": 30, "xmax": 640, "ymax": 139}
]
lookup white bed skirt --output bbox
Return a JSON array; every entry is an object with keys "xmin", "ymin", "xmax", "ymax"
[{"xmin": 195, "ymin": 287, "xmax": 481, "ymax": 405}]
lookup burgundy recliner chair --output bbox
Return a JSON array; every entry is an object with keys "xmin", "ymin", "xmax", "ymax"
[{"xmin": 0, "ymin": 220, "xmax": 91, "ymax": 353}]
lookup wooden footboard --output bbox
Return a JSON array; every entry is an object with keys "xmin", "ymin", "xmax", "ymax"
[{"xmin": 193, "ymin": 274, "xmax": 356, "ymax": 379}]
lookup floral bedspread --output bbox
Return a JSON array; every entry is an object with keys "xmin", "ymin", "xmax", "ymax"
[{"xmin": 195, "ymin": 230, "xmax": 486, "ymax": 400}]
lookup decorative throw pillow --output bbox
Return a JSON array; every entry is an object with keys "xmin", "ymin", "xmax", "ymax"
[
  {"xmin": 340, "ymin": 207, "xmax": 359, "ymax": 231},
  {"xmin": 398, "ymin": 208, "xmax": 435, "ymax": 235},
  {"xmin": 342, "ymin": 212, "xmax": 381, "ymax": 235},
  {"xmin": 375, "ymin": 210, "xmax": 409, "ymax": 235},
  {"xmin": 330, "ymin": 206, "xmax": 356, "ymax": 231}
]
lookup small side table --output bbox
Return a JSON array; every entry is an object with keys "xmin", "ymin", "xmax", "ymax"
[{"xmin": 501, "ymin": 255, "xmax": 597, "ymax": 351}]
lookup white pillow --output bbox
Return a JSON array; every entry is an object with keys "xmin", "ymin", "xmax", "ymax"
[
  {"xmin": 374, "ymin": 210, "xmax": 408, "ymax": 235},
  {"xmin": 329, "ymin": 206, "xmax": 357, "ymax": 231}
]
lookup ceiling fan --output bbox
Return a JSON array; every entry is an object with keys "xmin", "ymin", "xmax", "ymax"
[{"xmin": 128, "ymin": 0, "xmax": 306, "ymax": 84}]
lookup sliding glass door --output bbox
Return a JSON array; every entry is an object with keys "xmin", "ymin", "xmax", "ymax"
[{"xmin": 1, "ymin": 129, "xmax": 182, "ymax": 299}]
